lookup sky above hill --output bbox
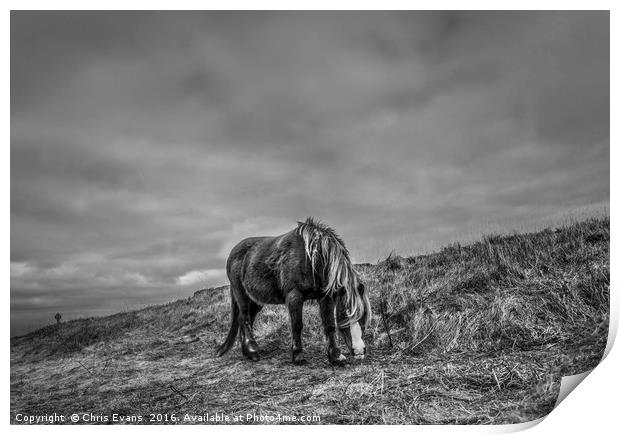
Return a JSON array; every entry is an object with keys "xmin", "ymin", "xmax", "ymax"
[{"xmin": 11, "ymin": 11, "xmax": 609, "ymax": 334}]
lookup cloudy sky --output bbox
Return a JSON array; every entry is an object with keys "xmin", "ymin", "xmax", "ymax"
[{"xmin": 11, "ymin": 11, "xmax": 609, "ymax": 335}]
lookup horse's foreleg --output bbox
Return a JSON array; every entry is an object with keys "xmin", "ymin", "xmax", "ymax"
[
  {"xmin": 319, "ymin": 297, "xmax": 347, "ymax": 366},
  {"xmin": 286, "ymin": 290, "xmax": 306, "ymax": 365}
]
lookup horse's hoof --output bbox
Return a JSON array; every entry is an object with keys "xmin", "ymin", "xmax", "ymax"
[
  {"xmin": 242, "ymin": 346, "xmax": 260, "ymax": 362},
  {"xmin": 328, "ymin": 352, "xmax": 347, "ymax": 366},
  {"xmin": 246, "ymin": 351, "xmax": 260, "ymax": 362},
  {"xmin": 292, "ymin": 349, "xmax": 307, "ymax": 365}
]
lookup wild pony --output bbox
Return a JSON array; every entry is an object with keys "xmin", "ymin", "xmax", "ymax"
[{"xmin": 216, "ymin": 217, "xmax": 371, "ymax": 365}]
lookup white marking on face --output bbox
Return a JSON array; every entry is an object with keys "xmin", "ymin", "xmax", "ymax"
[{"xmin": 350, "ymin": 321, "xmax": 365, "ymax": 356}]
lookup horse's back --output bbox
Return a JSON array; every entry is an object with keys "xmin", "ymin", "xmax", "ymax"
[
  {"xmin": 226, "ymin": 230, "xmax": 313, "ymax": 304},
  {"xmin": 226, "ymin": 236, "xmax": 272, "ymax": 275}
]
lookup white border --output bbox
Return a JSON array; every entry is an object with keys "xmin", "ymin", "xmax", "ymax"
[
  {"xmin": 4, "ymin": 3, "xmax": 616, "ymax": 433},
  {"xmin": 1, "ymin": 1, "xmax": 618, "ymax": 10}
]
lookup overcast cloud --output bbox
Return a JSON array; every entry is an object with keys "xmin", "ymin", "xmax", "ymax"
[{"xmin": 11, "ymin": 11, "xmax": 609, "ymax": 335}]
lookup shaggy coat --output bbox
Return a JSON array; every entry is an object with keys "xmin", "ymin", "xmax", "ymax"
[{"xmin": 216, "ymin": 217, "xmax": 371, "ymax": 364}]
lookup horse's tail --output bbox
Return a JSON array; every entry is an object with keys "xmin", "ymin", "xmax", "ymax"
[{"xmin": 216, "ymin": 290, "xmax": 239, "ymax": 357}]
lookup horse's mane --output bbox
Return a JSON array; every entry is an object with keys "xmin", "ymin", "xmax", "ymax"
[{"xmin": 296, "ymin": 217, "xmax": 371, "ymax": 327}]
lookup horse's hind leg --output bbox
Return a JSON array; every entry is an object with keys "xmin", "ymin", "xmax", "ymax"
[
  {"xmin": 286, "ymin": 290, "xmax": 307, "ymax": 365},
  {"xmin": 249, "ymin": 301, "xmax": 263, "ymax": 327},
  {"xmin": 231, "ymin": 282, "xmax": 260, "ymax": 361}
]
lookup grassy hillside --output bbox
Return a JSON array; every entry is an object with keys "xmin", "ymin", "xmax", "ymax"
[{"xmin": 11, "ymin": 218, "xmax": 609, "ymax": 424}]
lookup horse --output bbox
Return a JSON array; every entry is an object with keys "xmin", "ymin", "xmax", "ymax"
[{"xmin": 216, "ymin": 217, "xmax": 371, "ymax": 365}]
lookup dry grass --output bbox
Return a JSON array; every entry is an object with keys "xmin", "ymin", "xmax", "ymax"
[{"xmin": 10, "ymin": 217, "xmax": 609, "ymax": 424}]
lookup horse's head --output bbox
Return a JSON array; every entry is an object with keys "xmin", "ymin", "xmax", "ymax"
[{"xmin": 335, "ymin": 281, "xmax": 371, "ymax": 359}]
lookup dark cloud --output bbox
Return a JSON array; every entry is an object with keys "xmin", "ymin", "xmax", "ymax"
[{"xmin": 11, "ymin": 11, "xmax": 609, "ymax": 335}]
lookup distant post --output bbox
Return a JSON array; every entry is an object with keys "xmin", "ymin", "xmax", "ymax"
[{"xmin": 54, "ymin": 312, "xmax": 62, "ymax": 325}]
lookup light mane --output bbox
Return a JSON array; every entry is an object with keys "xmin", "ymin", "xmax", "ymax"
[{"xmin": 296, "ymin": 217, "xmax": 371, "ymax": 327}]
